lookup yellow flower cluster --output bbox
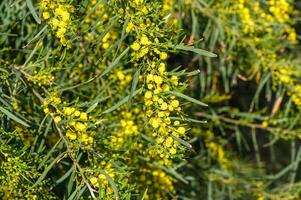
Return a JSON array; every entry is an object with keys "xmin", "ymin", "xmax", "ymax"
[
  {"xmin": 28, "ymin": 70, "xmax": 54, "ymax": 86},
  {"xmin": 208, "ymin": 142, "xmax": 228, "ymax": 167},
  {"xmin": 144, "ymin": 68, "xmax": 186, "ymax": 164},
  {"xmin": 84, "ymin": 0, "xmax": 108, "ymax": 24},
  {"xmin": 217, "ymin": 0, "xmax": 300, "ymax": 114},
  {"xmin": 139, "ymin": 167, "xmax": 174, "ymax": 200},
  {"xmin": 42, "ymin": 93, "xmax": 62, "ymax": 114},
  {"xmin": 130, "ymin": 34, "xmax": 169, "ymax": 61},
  {"xmin": 63, "ymin": 107, "xmax": 94, "ymax": 145},
  {"xmin": 267, "ymin": 0, "xmax": 291, "ymax": 23},
  {"xmin": 162, "ymin": 0, "xmax": 180, "ymax": 27},
  {"xmin": 291, "ymin": 86, "xmax": 301, "ymax": 108},
  {"xmin": 237, "ymin": 0, "xmax": 255, "ymax": 34},
  {"xmin": 273, "ymin": 66, "xmax": 294, "ymax": 85},
  {"xmin": 286, "ymin": 27, "xmax": 297, "ymax": 43},
  {"xmin": 232, "ymin": 0, "xmax": 296, "ymax": 43},
  {"xmin": 122, "ymin": 1, "xmax": 189, "ymax": 198},
  {"xmin": 0, "ymin": 155, "xmax": 22, "ymax": 194},
  {"xmin": 40, "ymin": 0, "xmax": 75, "ymax": 46},
  {"xmin": 163, "ymin": 0, "xmax": 173, "ymax": 11},
  {"xmin": 110, "ymin": 111, "xmax": 139, "ymax": 150},
  {"xmin": 0, "ymin": 153, "xmax": 44, "ymax": 199},
  {"xmin": 89, "ymin": 161, "xmax": 116, "ymax": 195},
  {"xmin": 82, "ymin": 0, "xmax": 118, "ymax": 50},
  {"xmin": 42, "ymin": 93, "xmax": 94, "ymax": 148},
  {"xmin": 110, "ymin": 69, "xmax": 132, "ymax": 86},
  {"xmin": 273, "ymin": 64, "xmax": 301, "ymax": 109},
  {"xmin": 204, "ymin": 130, "xmax": 229, "ymax": 170},
  {"xmin": 135, "ymin": 61, "xmax": 186, "ymax": 165},
  {"xmin": 254, "ymin": 48, "xmax": 301, "ymax": 116},
  {"xmin": 126, "ymin": 21, "xmax": 135, "ymax": 33},
  {"xmin": 101, "ymin": 31, "xmax": 118, "ymax": 50},
  {"xmin": 14, "ymin": 126, "xmax": 34, "ymax": 147},
  {"xmin": 126, "ymin": 3, "xmax": 171, "ymax": 61}
]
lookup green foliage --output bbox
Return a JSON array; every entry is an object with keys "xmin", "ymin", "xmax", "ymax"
[{"xmin": 1, "ymin": 0, "xmax": 301, "ymax": 199}]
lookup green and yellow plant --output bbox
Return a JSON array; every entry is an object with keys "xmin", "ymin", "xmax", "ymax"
[{"xmin": 1, "ymin": 0, "xmax": 301, "ymax": 199}]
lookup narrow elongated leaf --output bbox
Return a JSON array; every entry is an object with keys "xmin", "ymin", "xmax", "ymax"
[
  {"xmin": 55, "ymin": 166, "xmax": 74, "ymax": 184},
  {"xmin": 171, "ymin": 134, "xmax": 193, "ymax": 149},
  {"xmin": 23, "ymin": 39, "xmax": 42, "ymax": 67},
  {"xmin": 38, "ymin": 137, "xmax": 62, "ymax": 169},
  {"xmin": 166, "ymin": 168, "xmax": 188, "ymax": 184},
  {"xmin": 95, "ymin": 17, "xmax": 118, "ymax": 44},
  {"xmin": 142, "ymin": 133, "xmax": 155, "ymax": 143},
  {"xmin": 86, "ymin": 96, "xmax": 109, "ymax": 113},
  {"xmin": 98, "ymin": 169, "xmax": 119, "ymax": 199},
  {"xmin": 153, "ymin": 163, "xmax": 188, "ymax": 184},
  {"xmin": 86, "ymin": 102, "xmax": 99, "ymax": 114},
  {"xmin": 101, "ymin": 46, "xmax": 130, "ymax": 77},
  {"xmin": 26, "ymin": 0, "xmax": 41, "ymax": 24},
  {"xmin": 128, "ymin": 67, "xmax": 141, "ymax": 106},
  {"xmin": 141, "ymin": 188, "xmax": 149, "ymax": 200},
  {"xmin": 34, "ymin": 153, "xmax": 65, "ymax": 187},
  {"xmin": 172, "ymin": 44, "xmax": 217, "ymax": 57},
  {"xmin": 183, "ymin": 117, "xmax": 207, "ymax": 123},
  {"xmin": 185, "ymin": 69, "xmax": 201, "ymax": 76},
  {"xmin": 114, "ymin": 17, "xmax": 129, "ymax": 59},
  {"xmin": 24, "ymin": 25, "xmax": 48, "ymax": 47},
  {"xmin": 169, "ymin": 91, "xmax": 208, "ymax": 107},
  {"xmin": 103, "ymin": 88, "xmax": 142, "ymax": 114},
  {"xmin": 60, "ymin": 47, "xmax": 129, "ymax": 92},
  {"xmin": 68, "ymin": 185, "xmax": 86, "ymax": 200},
  {"xmin": 0, "ymin": 106, "xmax": 30, "ymax": 127},
  {"xmin": 67, "ymin": 169, "xmax": 77, "ymax": 197}
]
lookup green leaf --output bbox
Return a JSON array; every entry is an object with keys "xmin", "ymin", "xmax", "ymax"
[
  {"xmin": 183, "ymin": 117, "xmax": 207, "ymax": 123},
  {"xmin": 38, "ymin": 137, "xmax": 62, "ymax": 169},
  {"xmin": 55, "ymin": 166, "xmax": 74, "ymax": 184},
  {"xmin": 128, "ymin": 67, "xmax": 141, "ymax": 106},
  {"xmin": 37, "ymin": 117, "xmax": 53, "ymax": 153},
  {"xmin": 0, "ymin": 106, "xmax": 30, "ymax": 127},
  {"xmin": 103, "ymin": 88, "xmax": 142, "ymax": 114},
  {"xmin": 86, "ymin": 96, "xmax": 110, "ymax": 113},
  {"xmin": 166, "ymin": 168, "xmax": 188, "ymax": 184},
  {"xmin": 141, "ymin": 133, "xmax": 155, "ymax": 143},
  {"xmin": 98, "ymin": 169, "xmax": 119, "ymax": 199},
  {"xmin": 101, "ymin": 46, "xmax": 130, "ymax": 77},
  {"xmin": 24, "ymin": 25, "xmax": 48, "ymax": 48},
  {"xmin": 114, "ymin": 17, "xmax": 129, "ymax": 59},
  {"xmin": 172, "ymin": 44, "xmax": 217, "ymax": 57},
  {"xmin": 171, "ymin": 134, "xmax": 193, "ymax": 149},
  {"xmin": 23, "ymin": 39, "xmax": 42, "ymax": 67},
  {"xmin": 34, "ymin": 153, "xmax": 65, "ymax": 187},
  {"xmin": 185, "ymin": 69, "xmax": 201, "ymax": 76},
  {"xmin": 26, "ymin": 0, "xmax": 41, "ymax": 24},
  {"xmin": 60, "ymin": 47, "xmax": 129, "ymax": 92},
  {"xmin": 153, "ymin": 163, "xmax": 188, "ymax": 184},
  {"xmin": 68, "ymin": 185, "xmax": 87, "ymax": 200},
  {"xmin": 141, "ymin": 188, "xmax": 148, "ymax": 200},
  {"xmin": 95, "ymin": 17, "xmax": 118, "ymax": 44},
  {"xmin": 67, "ymin": 169, "xmax": 77, "ymax": 197},
  {"xmin": 169, "ymin": 91, "xmax": 208, "ymax": 107}
]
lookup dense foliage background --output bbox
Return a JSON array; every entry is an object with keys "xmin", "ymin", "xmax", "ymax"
[{"xmin": 1, "ymin": 0, "xmax": 301, "ymax": 199}]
